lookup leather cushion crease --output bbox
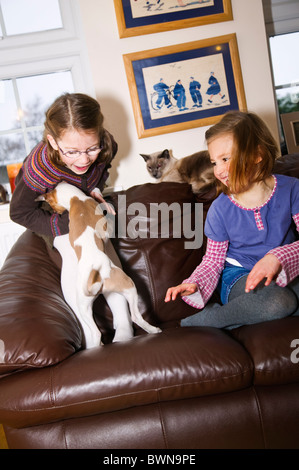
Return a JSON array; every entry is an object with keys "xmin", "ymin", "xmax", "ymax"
[{"xmin": 0, "ymin": 326, "xmax": 253, "ymax": 429}]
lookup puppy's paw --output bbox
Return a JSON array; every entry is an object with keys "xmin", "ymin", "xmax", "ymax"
[
  {"xmin": 153, "ymin": 327, "xmax": 162, "ymax": 334},
  {"xmin": 142, "ymin": 324, "xmax": 162, "ymax": 334},
  {"xmin": 113, "ymin": 327, "xmax": 134, "ymax": 343},
  {"xmin": 84, "ymin": 330, "xmax": 102, "ymax": 349}
]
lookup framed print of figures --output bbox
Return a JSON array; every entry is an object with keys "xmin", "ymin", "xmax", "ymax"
[
  {"xmin": 123, "ymin": 34, "xmax": 247, "ymax": 138},
  {"xmin": 114, "ymin": 0, "xmax": 233, "ymax": 38}
]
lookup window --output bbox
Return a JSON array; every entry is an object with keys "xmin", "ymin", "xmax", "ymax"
[
  {"xmin": 0, "ymin": 71, "xmax": 74, "ymax": 165},
  {"xmin": 0, "ymin": 0, "xmax": 93, "ymax": 192},
  {"xmin": 268, "ymin": 31, "xmax": 299, "ymax": 150},
  {"xmin": 269, "ymin": 32, "xmax": 299, "ymax": 116},
  {"xmin": 263, "ymin": 0, "xmax": 299, "ymax": 151},
  {"xmin": 0, "ymin": 0, "xmax": 63, "ymax": 36}
]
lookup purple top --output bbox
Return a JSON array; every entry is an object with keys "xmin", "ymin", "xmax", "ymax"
[{"xmin": 204, "ymin": 174, "xmax": 299, "ymax": 271}]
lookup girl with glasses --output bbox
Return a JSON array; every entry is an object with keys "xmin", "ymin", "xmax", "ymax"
[
  {"xmin": 10, "ymin": 92, "xmax": 117, "ymax": 238},
  {"xmin": 10, "ymin": 92, "xmax": 136, "ymax": 346}
]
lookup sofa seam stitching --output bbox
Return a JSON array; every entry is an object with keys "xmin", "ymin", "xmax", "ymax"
[
  {"xmin": 6, "ymin": 368, "xmax": 253, "ymax": 414},
  {"xmin": 143, "ymin": 251, "xmax": 157, "ymax": 312},
  {"xmin": 49, "ymin": 367, "xmax": 56, "ymax": 408},
  {"xmin": 252, "ymin": 387, "xmax": 267, "ymax": 449},
  {"xmin": 61, "ymin": 420, "xmax": 68, "ymax": 449},
  {"xmin": 255, "ymin": 367, "xmax": 299, "ymax": 374},
  {"xmin": 157, "ymin": 399, "xmax": 169, "ymax": 449}
]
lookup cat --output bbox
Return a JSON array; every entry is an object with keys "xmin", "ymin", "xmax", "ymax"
[{"xmin": 140, "ymin": 149, "xmax": 216, "ymax": 194}]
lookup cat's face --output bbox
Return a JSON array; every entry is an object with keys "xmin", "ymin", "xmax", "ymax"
[{"xmin": 140, "ymin": 149, "xmax": 171, "ymax": 179}]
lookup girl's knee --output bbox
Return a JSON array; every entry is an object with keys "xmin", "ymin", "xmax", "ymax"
[{"xmin": 261, "ymin": 284, "xmax": 297, "ymax": 319}]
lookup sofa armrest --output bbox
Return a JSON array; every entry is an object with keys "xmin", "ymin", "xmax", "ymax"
[{"xmin": 0, "ymin": 230, "xmax": 82, "ymax": 376}]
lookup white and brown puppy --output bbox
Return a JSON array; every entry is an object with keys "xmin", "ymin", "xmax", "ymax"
[{"xmin": 38, "ymin": 182, "xmax": 161, "ymax": 348}]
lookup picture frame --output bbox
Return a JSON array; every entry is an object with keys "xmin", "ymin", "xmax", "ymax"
[
  {"xmin": 114, "ymin": 0, "xmax": 233, "ymax": 38},
  {"xmin": 281, "ymin": 111, "xmax": 299, "ymax": 154},
  {"xmin": 123, "ymin": 34, "xmax": 247, "ymax": 138}
]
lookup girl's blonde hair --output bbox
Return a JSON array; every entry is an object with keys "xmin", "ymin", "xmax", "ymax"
[
  {"xmin": 205, "ymin": 110, "xmax": 279, "ymax": 194},
  {"xmin": 43, "ymin": 93, "xmax": 115, "ymax": 166}
]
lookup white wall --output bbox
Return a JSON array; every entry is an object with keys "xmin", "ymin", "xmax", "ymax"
[{"xmin": 78, "ymin": 0, "xmax": 278, "ymax": 190}]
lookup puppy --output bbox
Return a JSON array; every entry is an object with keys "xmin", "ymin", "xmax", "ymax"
[{"xmin": 38, "ymin": 182, "xmax": 161, "ymax": 348}]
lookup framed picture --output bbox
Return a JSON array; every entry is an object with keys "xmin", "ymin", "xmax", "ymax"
[
  {"xmin": 114, "ymin": 0, "xmax": 233, "ymax": 38},
  {"xmin": 123, "ymin": 34, "xmax": 247, "ymax": 138},
  {"xmin": 281, "ymin": 112, "xmax": 299, "ymax": 154}
]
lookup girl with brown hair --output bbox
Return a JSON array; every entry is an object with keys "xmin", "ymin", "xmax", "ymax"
[
  {"xmin": 165, "ymin": 110, "xmax": 299, "ymax": 328},
  {"xmin": 10, "ymin": 93, "xmax": 117, "ymax": 237},
  {"xmin": 10, "ymin": 92, "xmax": 136, "ymax": 346}
]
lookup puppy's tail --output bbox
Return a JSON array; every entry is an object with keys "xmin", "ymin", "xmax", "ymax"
[
  {"xmin": 87, "ymin": 269, "xmax": 103, "ymax": 296},
  {"xmin": 79, "ymin": 250, "xmax": 112, "ymax": 297},
  {"xmin": 78, "ymin": 262, "xmax": 103, "ymax": 297}
]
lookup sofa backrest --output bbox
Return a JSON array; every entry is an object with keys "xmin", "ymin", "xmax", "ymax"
[
  {"xmin": 92, "ymin": 182, "xmax": 217, "ymax": 339},
  {"xmin": 93, "ymin": 152, "xmax": 299, "ymax": 339},
  {"xmin": 274, "ymin": 153, "xmax": 299, "ymax": 177}
]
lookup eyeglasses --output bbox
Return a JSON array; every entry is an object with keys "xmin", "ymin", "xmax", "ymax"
[{"xmin": 56, "ymin": 141, "xmax": 102, "ymax": 159}]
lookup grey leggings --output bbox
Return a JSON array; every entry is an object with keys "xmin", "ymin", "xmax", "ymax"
[{"xmin": 181, "ymin": 275, "xmax": 299, "ymax": 329}]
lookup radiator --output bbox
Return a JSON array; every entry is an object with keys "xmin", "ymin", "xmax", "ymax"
[{"xmin": 0, "ymin": 221, "xmax": 25, "ymax": 269}]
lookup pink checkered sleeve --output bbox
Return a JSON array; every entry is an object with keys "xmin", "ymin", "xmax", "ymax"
[
  {"xmin": 182, "ymin": 238, "xmax": 229, "ymax": 309},
  {"xmin": 268, "ymin": 212, "xmax": 299, "ymax": 287}
]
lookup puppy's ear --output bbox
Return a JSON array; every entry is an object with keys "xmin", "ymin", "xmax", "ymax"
[
  {"xmin": 35, "ymin": 194, "xmax": 46, "ymax": 202},
  {"xmin": 35, "ymin": 190, "xmax": 65, "ymax": 214},
  {"xmin": 140, "ymin": 153, "xmax": 149, "ymax": 162}
]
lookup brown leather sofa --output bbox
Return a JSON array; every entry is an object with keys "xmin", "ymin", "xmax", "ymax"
[{"xmin": 0, "ymin": 154, "xmax": 299, "ymax": 449}]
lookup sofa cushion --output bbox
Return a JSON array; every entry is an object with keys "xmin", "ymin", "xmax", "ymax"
[
  {"xmin": 104, "ymin": 182, "xmax": 217, "ymax": 331},
  {"xmin": 274, "ymin": 153, "xmax": 299, "ymax": 178},
  {"xmin": 231, "ymin": 317, "xmax": 299, "ymax": 385},
  {"xmin": 0, "ymin": 231, "xmax": 82, "ymax": 376},
  {"xmin": 0, "ymin": 327, "xmax": 253, "ymax": 428}
]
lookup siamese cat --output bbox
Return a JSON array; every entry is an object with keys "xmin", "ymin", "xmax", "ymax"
[{"xmin": 140, "ymin": 149, "xmax": 215, "ymax": 194}]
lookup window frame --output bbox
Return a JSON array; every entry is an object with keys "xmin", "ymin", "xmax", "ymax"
[
  {"xmin": 0, "ymin": 0, "xmax": 94, "ymax": 165},
  {"xmin": 263, "ymin": 0, "xmax": 299, "ymax": 149},
  {"xmin": 0, "ymin": 0, "xmax": 94, "ymax": 92},
  {"xmin": 0, "ymin": 0, "xmax": 80, "ymax": 48}
]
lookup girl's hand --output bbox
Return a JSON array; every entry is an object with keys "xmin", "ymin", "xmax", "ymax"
[
  {"xmin": 90, "ymin": 189, "xmax": 116, "ymax": 215},
  {"xmin": 245, "ymin": 254, "xmax": 282, "ymax": 293},
  {"xmin": 165, "ymin": 283, "xmax": 198, "ymax": 302}
]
